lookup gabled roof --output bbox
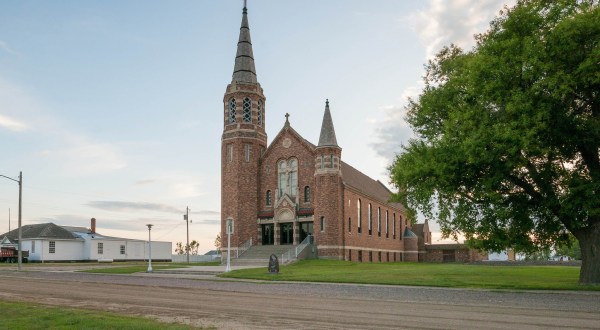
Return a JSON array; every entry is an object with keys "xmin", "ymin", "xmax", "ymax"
[
  {"xmin": 340, "ymin": 161, "xmax": 403, "ymax": 210},
  {"xmin": 0, "ymin": 223, "xmax": 77, "ymax": 241}
]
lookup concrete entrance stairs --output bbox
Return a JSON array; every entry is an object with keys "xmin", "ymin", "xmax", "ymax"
[{"xmin": 228, "ymin": 244, "xmax": 296, "ymax": 266}]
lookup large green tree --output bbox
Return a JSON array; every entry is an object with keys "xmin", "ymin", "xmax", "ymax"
[{"xmin": 390, "ymin": 0, "xmax": 599, "ymax": 284}]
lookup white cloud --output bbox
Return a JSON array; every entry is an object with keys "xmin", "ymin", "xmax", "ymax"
[
  {"xmin": 372, "ymin": 0, "xmax": 514, "ymax": 160},
  {"xmin": 410, "ymin": 0, "xmax": 514, "ymax": 59},
  {"xmin": 0, "ymin": 114, "xmax": 28, "ymax": 132}
]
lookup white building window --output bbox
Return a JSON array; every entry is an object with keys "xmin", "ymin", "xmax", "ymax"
[
  {"xmin": 243, "ymin": 97, "xmax": 252, "ymax": 123},
  {"xmin": 31, "ymin": 241, "xmax": 35, "ymax": 254},
  {"xmin": 120, "ymin": 245, "xmax": 126, "ymax": 255},
  {"xmin": 228, "ymin": 98, "xmax": 236, "ymax": 124},
  {"xmin": 49, "ymin": 241, "xmax": 55, "ymax": 254},
  {"xmin": 98, "ymin": 242, "xmax": 104, "ymax": 255}
]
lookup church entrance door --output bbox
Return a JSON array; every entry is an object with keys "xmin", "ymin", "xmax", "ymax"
[
  {"xmin": 262, "ymin": 224, "xmax": 274, "ymax": 245},
  {"xmin": 280, "ymin": 223, "xmax": 293, "ymax": 245},
  {"xmin": 299, "ymin": 222, "xmax": 313, "ymax": 242}
]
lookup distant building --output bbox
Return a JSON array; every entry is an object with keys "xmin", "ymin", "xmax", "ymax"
[{"xmin": 0, "ymin": 218, "xmax": 171, "ymax": 262}]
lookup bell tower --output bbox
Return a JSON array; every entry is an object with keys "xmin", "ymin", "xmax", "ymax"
[
  {"xmin": 221, "ymin": 3, "xmax": 267, "ymax": 251},
  {"xmin": 313, "ymin": 100, "xmax": 344, "ymax": 258}
]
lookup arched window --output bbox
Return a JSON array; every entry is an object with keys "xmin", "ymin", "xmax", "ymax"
[
  {"xmin": 257, "ymin": 100, "xmax": 263, "ymax": 126},
  {"xmin": 304, "ymin": 186, "xmax": 310, "ymax": 203},
  {"xmin": 377, "ymin": 207, "xmax": 381, "ymax": 237},
  {"xmin": 368, "ymin": 203, "xmax": 372, "ymax": 235},
  {"xmin": 266, "ymin": 190, "xmax": 272, "ymax": 206},
  {"xmin": 278, "ymin": 161, "xmax": 287, "ymax": 198},
  {"xmin": 357, "ymin": 199, "xmax": 362, "ymax": 233},
  {"xmin": 243, "ymin": 97, "xmax": 252, "ymax": 123},
  {"xmin": 289, "ymin": 159, "xmax": 298, "ymax": 196},
  {"xmin": 228, "ymin": 98, "xmax": 236, "ymax": 124}
]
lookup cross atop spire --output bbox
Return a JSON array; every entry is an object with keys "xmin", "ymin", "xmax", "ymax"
[{"xmin": 232, "ymin": 1, "xmax": 257, "ymax": 83}]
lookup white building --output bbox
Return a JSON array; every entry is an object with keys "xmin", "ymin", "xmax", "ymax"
[{"xmin": 0, "ymin": 219, "xmax": 171, "ymax": 262}]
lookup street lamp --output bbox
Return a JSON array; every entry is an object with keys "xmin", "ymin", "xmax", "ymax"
[
  {"xmin": 225, "ymin": 218, "xmax": 233, "ymax": 272},
  {"xmin": 0, "ymin": 172, "xmax": 22, "ymax": 272},
  {"xmin": 183, "ymin": 207, "xmax": 190, "ymax": 263},
  {"xmin": 146, "ymin": 224, "xmax": 153, "ymax": 272}
]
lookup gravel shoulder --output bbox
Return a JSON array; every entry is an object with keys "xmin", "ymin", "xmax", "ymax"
[{"xmin": 0, "ymin": 269, "xmax": 598, "ymax": 329}]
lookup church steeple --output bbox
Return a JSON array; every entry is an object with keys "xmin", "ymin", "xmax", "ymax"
[
  {"xmin": 318, "ymin": 99, "xmax": 338, "ymax": 147},
  {"xmin": 232, "ymin": 2, "xmax": 257, "ymax": 84}
]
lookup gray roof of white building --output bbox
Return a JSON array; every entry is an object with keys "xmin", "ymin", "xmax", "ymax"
[{"xmin": 0, "ymin": 223, "xmax": 78, "ymax": 241}]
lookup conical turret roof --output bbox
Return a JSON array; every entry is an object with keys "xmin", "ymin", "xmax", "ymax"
[
  {"xmin": 232, "ymin": 4, "xmax": 257, "ymax": 83},
  {"xmin": 318, "ymin": 99, "xmax": 338, "ymax": 147}
]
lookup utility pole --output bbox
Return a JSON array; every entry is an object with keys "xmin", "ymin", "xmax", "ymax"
[
  {"xmin": 184, "ymin": 207, "xmax": 190, "ymax": 263},
  {"xmin": 1, "ymin": 172, "xmax": 22, "ymax": 271},
  {"xmin": 18, "ymin": 172, "xmax": 22, "ymax": 272}
]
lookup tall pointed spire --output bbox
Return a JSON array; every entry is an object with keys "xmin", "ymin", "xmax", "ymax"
[
  {"xmin": 318, "ymin": 99, "xmax": 339, "ymax": 147},
  {"xmin": 232, "ymin": 2, "xmax": 257, "ymax": 83}
]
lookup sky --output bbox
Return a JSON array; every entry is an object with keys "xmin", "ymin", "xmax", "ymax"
[{"xmin": 0, "ymin": 0, "xmax": 515, "ymax": 254}]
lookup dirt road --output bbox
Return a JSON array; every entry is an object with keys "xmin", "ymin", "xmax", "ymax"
[{"xmin": 0, "ymin": 270, "xmax": 598, "ymax": 329}]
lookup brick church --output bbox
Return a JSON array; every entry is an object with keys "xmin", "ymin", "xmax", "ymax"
[{"xmin": 220, "ymin": 4, "xmax": 428, "ymax": 262}]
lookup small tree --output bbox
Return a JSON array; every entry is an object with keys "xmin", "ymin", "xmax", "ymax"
[
  {"xmin": 214, "ymin": 234, "xmax": 222, "ymax": 253},
  {"xmin": 189, "ymin": 240, "xmax": 200, "ymax": 255},
  {"xmin": 174, "ymin": 242, "xmax": 185, "ymax": 255}
]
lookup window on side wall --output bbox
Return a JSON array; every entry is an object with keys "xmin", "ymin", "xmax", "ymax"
[
  {"xmin": 98, "ymin": 242, "xmax": 104, "ymax": 255},
  {"xmin": 320, "ymin": 216, "xmax": 325, "ymax": 232},
  {"xmin": 49, "ymin": 241, "xmax": 56, "ymax": 254},
  {"xmin": 120, "ymin": 245, "xmax": 126, "ymax": 255}
]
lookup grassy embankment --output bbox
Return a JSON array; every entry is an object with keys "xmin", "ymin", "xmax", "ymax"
[
  {"xmin": 0, "ymin": 300, "xmax": 207, "ymax": 329},
  {"xmin": 220, "ymin": 259, "xmax": 599, "ymax": 291}
]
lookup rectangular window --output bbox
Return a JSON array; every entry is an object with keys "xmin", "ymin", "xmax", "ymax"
[
  {"xmin": 120, "ymin": 245, "xmax": 126, "ymax": 255},
  {"xmin": 377, "ymin": 207, "xmax": 381, "ymax": 237},
  {"xmin": 348, "ymin": 218, "xmax": 351, "ymax": 233},
  {"xmin": 245, "ymin": 144, "xmax": 250, "ymax": 162},
  {"xmin": 386, "ymin": 211, "xmax": 389, "ymax": 238},
  {"xmin": 320, "ymin": 156, "xmax": 324, "ymax": 169},
  {"xmin": 369, "ymin": 251, "xmax": 373, "ymax": 262},
  {"xmin": 330, "ymin": 155, "xmax": 334, "ymax": 168},
  {"xmin": 228, "ymin": 144, "xmax": 233, "ymax": 162},
  {"xmin": 98, "ymin": 242, "xmax": 104, "ymax": 255},
  {"xmin": 49, "ymin": 241, "xmax": 55, "ymax": 254},
  {"xmin": 393, "ymin": 214, "xmax": 396, "ymax": 239},
  {"xmin": 31, "ymin": 241, "xmax": 36, "ymax": 254},
  {"xmin": 320, "ymin": 216, "xmax": 325, "ymax": 231},
  {"xmin": 358, "ymin": 250, "xmax": 362, "ymax": 262}
]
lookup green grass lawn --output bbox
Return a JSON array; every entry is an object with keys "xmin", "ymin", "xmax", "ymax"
[
  {"xmin": 220, "ymin": 259, "xmax": 599, "ymax": 291},
  {"xmin": 0, "ymin": 300, "xmax": 205, "ymax": 329},
  {"xmin": 80, "ymin": 261, "xmax": 220, "ymax": 274}
]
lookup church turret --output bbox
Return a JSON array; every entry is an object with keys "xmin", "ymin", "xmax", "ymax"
[
  {"xmin": 313, "ymin": 100, "xmax": 344, "ymax": 259},
  {"xmin": 221, "ymin": 3, "xmax": 267, "ymax": 254}
]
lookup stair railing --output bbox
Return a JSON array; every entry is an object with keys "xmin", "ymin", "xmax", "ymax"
[
  {"xmin": 237, "ymin": 237, "xmax": 253, "ymax": 258},
  {"xmin": 281, "ymin": 235, "xmax": 313, "ymax": 264}
]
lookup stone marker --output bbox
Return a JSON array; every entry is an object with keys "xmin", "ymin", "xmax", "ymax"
[{"xmin": 268, "ymin": 254, "xmax": 279, "ymax": 274}]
